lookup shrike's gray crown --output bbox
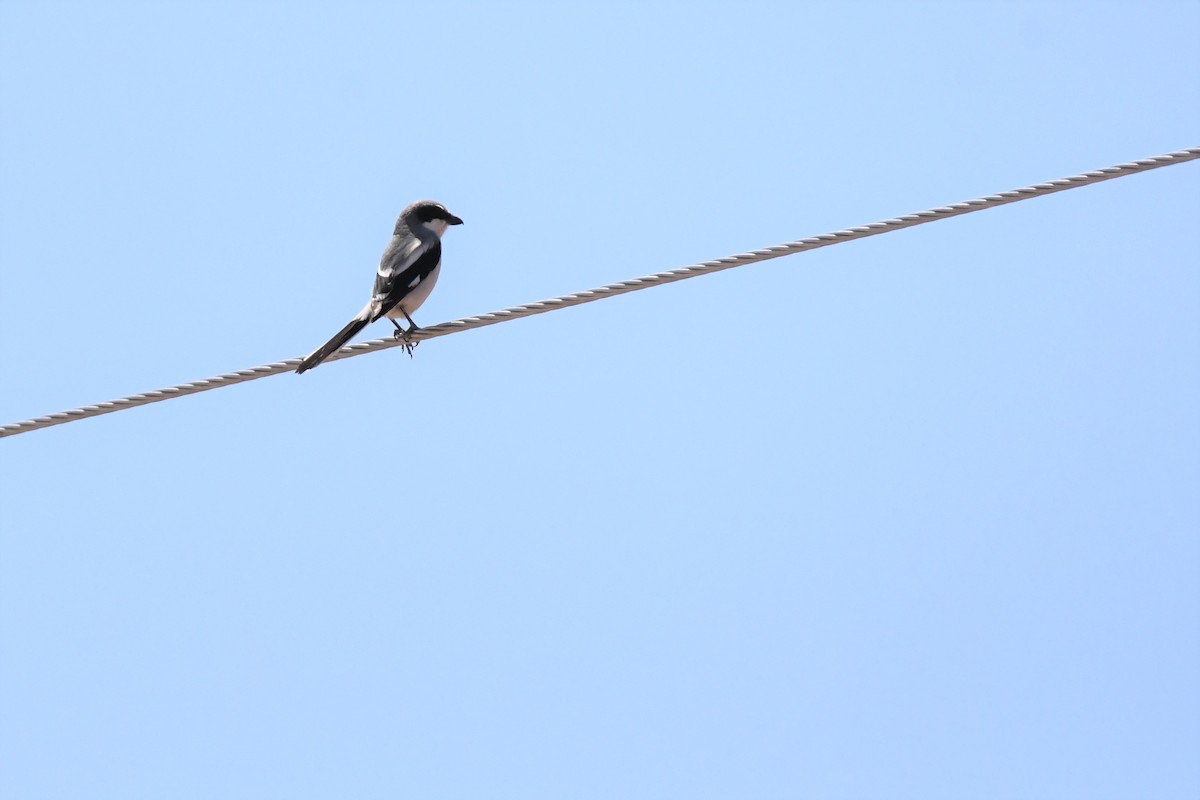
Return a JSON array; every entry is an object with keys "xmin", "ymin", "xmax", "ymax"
[{"xmin": 405, "ymin": 200, "xmax": 464, "ymax": 227}]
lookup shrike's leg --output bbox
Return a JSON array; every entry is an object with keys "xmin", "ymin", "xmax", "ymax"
[{"xmin": 390, "ymin": 315, "xmax": 420, "ymax": 357}]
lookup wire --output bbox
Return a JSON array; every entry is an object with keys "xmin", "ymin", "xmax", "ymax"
[{"xmin": 3, "ymin": 147, "xmax": 1197, "ymax": 439}]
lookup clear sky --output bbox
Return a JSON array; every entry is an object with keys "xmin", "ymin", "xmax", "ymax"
[{"xmin": 2, "ymin": 2, "xmax": 1198, "ymax": 797}]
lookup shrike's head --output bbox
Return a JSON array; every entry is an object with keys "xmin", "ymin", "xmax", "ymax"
[{"xmin": 399, "ymin": 200, "xmax": 464, "ymax": 238}]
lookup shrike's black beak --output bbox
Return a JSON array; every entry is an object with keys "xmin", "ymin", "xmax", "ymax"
[{"xmin": 448, "ymin": 214, "xmax": 464, "ymax": 225}]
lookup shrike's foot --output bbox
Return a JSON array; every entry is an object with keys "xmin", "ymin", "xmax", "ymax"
[{"xmin": 397, "ymin": 327, "xmax": 419, "ymax": 358}]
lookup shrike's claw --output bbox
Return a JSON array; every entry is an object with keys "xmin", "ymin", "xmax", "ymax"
[{"xmin": 397, "ymin": 327, "xmax": 419, "ymax": 358}]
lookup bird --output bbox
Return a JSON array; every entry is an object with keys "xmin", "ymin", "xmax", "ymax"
[{"xmin": 296, "ymin": 200, "xmax": 464, "ymax": 374}]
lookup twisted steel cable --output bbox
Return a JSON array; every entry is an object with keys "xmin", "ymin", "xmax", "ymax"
[{"xmin": 3, "ymin": 146, "xmax": 1197, "ymax": 439}]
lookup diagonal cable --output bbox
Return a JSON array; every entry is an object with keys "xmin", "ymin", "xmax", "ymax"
[{"xmin": 3, "ymin": 146, "xmax": 1197, "ymax": 439}]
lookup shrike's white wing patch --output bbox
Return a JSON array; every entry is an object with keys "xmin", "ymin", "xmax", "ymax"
[{"xmin": 371, "ymin": 241, "xmax": 443, "ymax": 322}]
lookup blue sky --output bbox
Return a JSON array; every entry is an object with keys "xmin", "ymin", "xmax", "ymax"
[{"xmin": 2, "ymin": 2, "xmax": 1198, "ymax": 797}]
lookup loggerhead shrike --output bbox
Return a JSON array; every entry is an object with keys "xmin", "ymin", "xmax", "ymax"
[{"xmin": 296, "ymin": 200, "xmax": 463, "ymax": 374}]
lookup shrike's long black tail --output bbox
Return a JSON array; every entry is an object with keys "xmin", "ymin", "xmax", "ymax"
[{"xmin": 296, "ymin": 313, "xmax": 369, "ymax": 374}]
